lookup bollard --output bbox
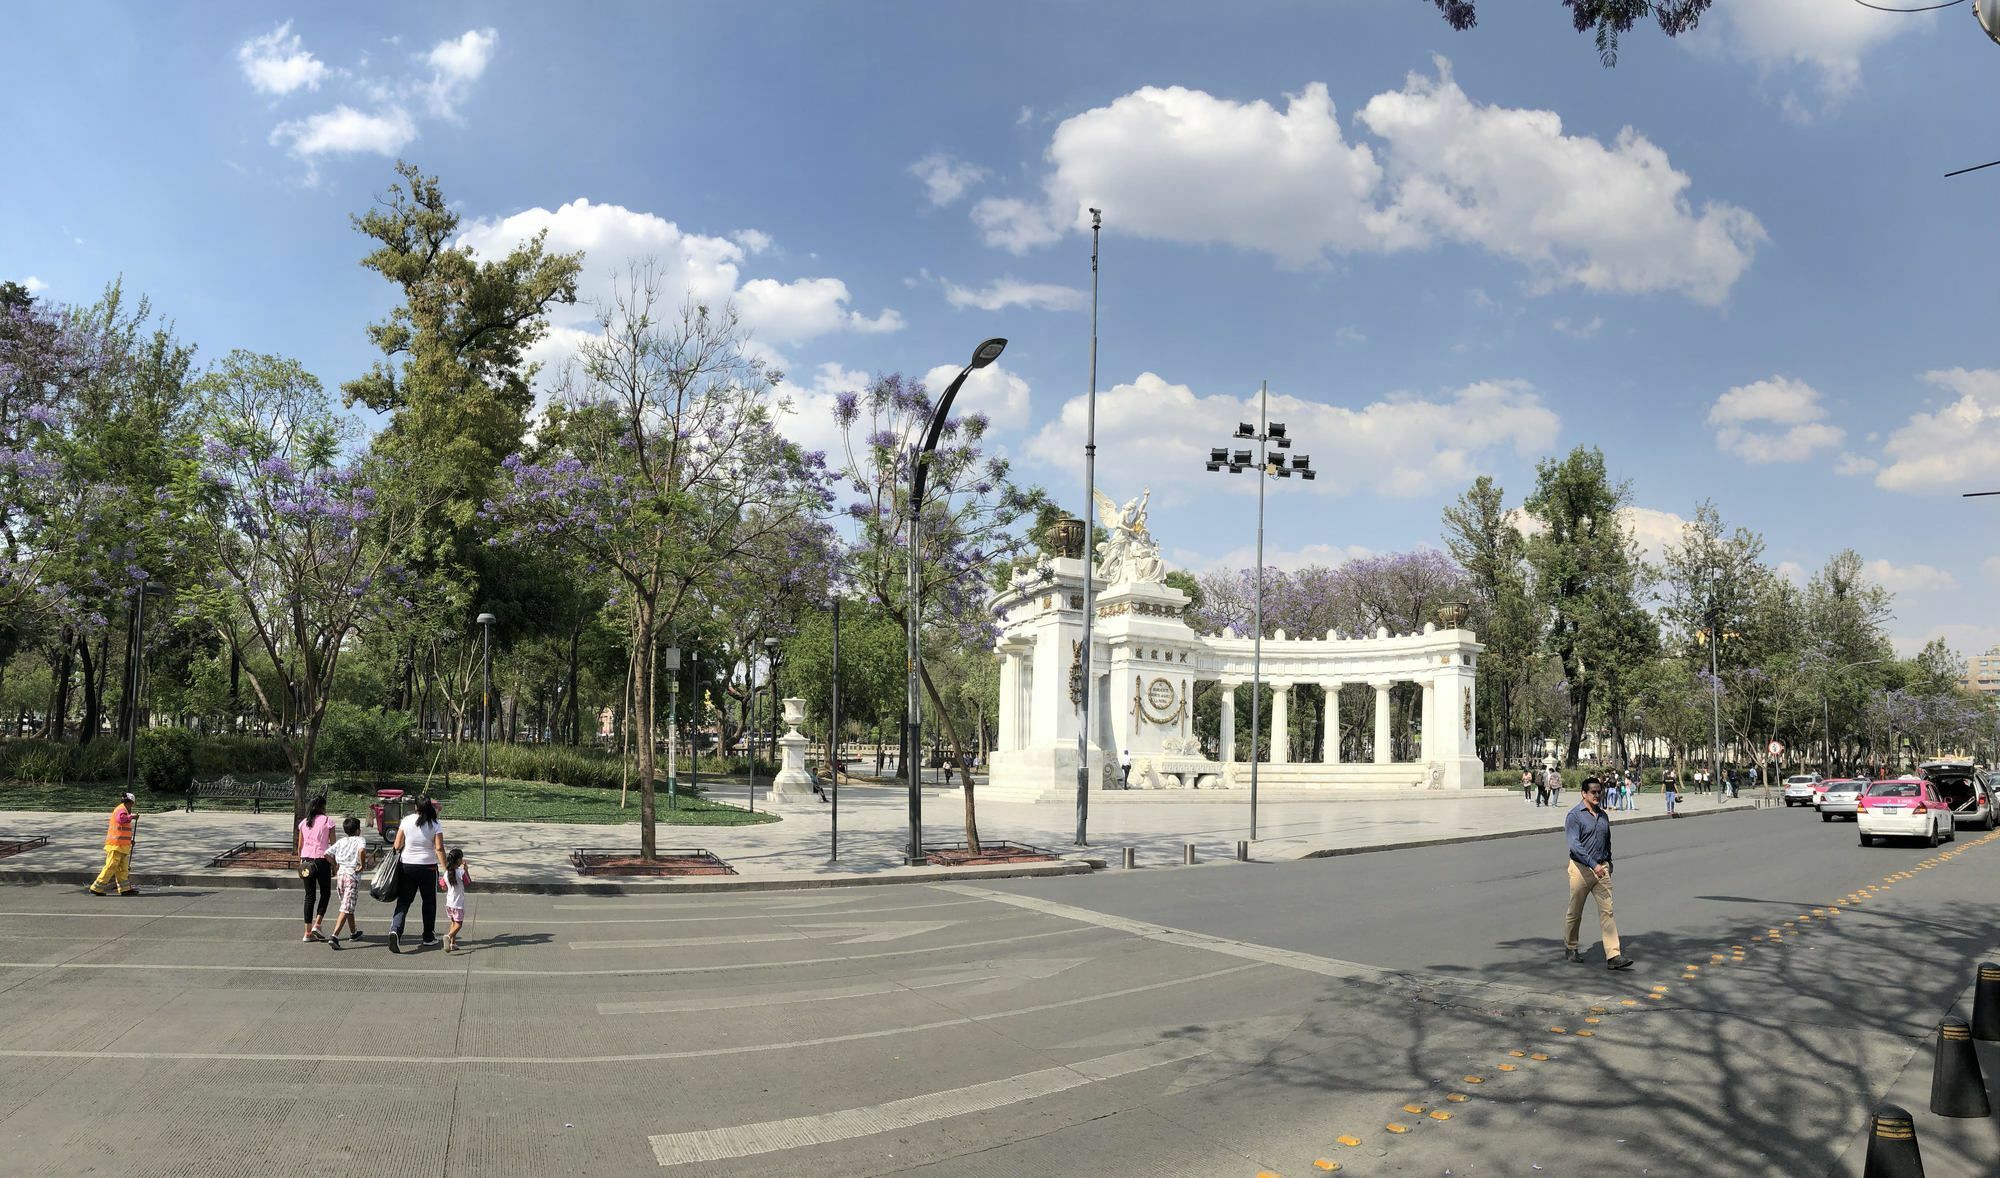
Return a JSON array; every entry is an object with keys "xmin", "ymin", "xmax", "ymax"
[
  {"xmin": 1931, "ymin": 1017, "xmax": 1990, "ymax": 1118},
  {"xmin": 1121, "ymin": 847, "xmax": 1136, "ymax": 870},
  {"xmin": 1183, "ymin": 843, "xmax": 1197, "ymax": 865},
  {"xmin": 1237, "ymin": 840, "xmax": 1250, "ymax": 862},
  {"xmin": 1861, "ymin": 1104, "xmax": 1924, "ymax": 1178},
  {"xmin": 1973, "ymin": 963, "xmax": 2000, "ymax": 1041}
]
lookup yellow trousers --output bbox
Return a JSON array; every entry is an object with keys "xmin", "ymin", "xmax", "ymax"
[
  {"xmin": 1563, "ymin": 860, "xmax": 1621, "ymax": 958},
  {"xmin": 91, "ymin": 848, "xmax": 132, "ymax": 893}
]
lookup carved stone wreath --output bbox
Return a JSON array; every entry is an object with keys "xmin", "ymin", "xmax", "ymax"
[{"xmin": 1134, "ymin": 675, "xmax": 1186, "ymax": 726}]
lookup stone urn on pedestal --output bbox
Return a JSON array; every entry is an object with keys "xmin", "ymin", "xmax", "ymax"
[{"xmin": 771, "ymin": 697, "xmax": 818, "ymax": 802}]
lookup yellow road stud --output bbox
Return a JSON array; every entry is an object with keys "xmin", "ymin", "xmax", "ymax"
[
  {"xmin": 1529, "ymin": 1053, "xmax": 1550, "ymax": 1061},
  {"xmin": 1463, "ymin": 1075, "xmax": 1485, "ymax": 1084},
  {"xmin": 1386, "ymin": 1123, "xmax": 1409, "ymax": 1134},
  {"xmin": 1429, "ymin": 1110, "xmax": 1452, "ymax": 1121},
  {"xmin": 1336, "ymin": 1134, "xmax": 1361, "ymax": 1147},
  {"xmin": 1403, "ymin": 1103, "xmax": 1426, "ymax": 1114},
  {"xmin": 1313, "ymin": 1161, "xmax": 1340, "ymax": 1172}
]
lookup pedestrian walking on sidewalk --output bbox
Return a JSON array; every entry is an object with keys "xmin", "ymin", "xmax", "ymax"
[
  {"xmin": 295, "ymin": 796, "xmax": 336, "ymax": 942},
  {"xmin": 1664, "ymin": 771, "xmax": 1680, "ymax": 818},
  {"xmin": 1549, "ymin": 768, "xmax": 1563, "ymax": 807},
  {"xmin": 388, "ymin": 797, "xmax": 446, "ymax": 954},
  {"xmin": 441, "ymin": 847, "xmax": 471, "ymax": 953},
  {"xmin": 1563, "ymin": 776, "xmax": 1633, "ymax": 971},
  {"xmin": 1521, "ymin": 767, "xmax": 1535, "ymax": 803},
  {"xmin": 327, "ymin": 817, "xmax": 366, "ymax": 947},
  {"xmin": 88, "ymin": 792, "xmax": 140, "ymax": 896}
]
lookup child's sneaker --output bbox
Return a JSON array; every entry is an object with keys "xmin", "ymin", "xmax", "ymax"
[{"xmin": 327, "ymin": 935, "xmax": 342, "ymax": 950}]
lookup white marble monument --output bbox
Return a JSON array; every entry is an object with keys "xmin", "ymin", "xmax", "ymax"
[
  {"xmin": 986, "ymin": 491, "xmax": 1485, "ymax": 802},
  {"xmin": 771, "ymin": 697, "xmax": 817, "ymax": 801}
]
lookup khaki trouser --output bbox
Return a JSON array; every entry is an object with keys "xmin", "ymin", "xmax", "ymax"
[
  {"xmin": 1564, "ymin": 860, "xmax": 1621, "ymax": 958},
  {"xmin": 91, "ymin": 847, "xmax": 132, "ymax": 893}
]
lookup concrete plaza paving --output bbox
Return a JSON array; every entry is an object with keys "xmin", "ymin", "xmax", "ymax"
[
  {"xmin": 1, "ymin": 806, "xmax": 1995, "ymax": 1176},
  {"xmin": 0, "ymin": 781, "xmax": 1757, "ymax": 892}
]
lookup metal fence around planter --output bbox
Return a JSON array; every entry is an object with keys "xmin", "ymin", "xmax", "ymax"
[
  {"xmin": 0, "ymin": 835, "xmax": 50, "ymax": 859},
  {"xmin": 922, "ymin": 840, "xmax": 1060, "ymax": 867},
  {"xmin": 568, "ymin": 848, "xmax": 735, "ymax": 876}
]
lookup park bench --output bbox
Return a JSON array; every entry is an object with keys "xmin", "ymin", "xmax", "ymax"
[{"xmin": 185, "ymin": 775, "xmax": 294, "ymax": 813}]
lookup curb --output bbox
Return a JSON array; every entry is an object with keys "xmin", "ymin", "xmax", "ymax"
[
  {"xmin": 0, "ymin": 858, "xmax": 1097, "ymax": 896},
  {"xmin": 1293, "ymin": 800, "xmax": 1761, "ymax": 860}
]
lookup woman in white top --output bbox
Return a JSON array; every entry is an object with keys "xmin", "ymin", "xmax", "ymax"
[{"xmin": 388, "ymin": 797, "xmax": 446, "ymax": 953}]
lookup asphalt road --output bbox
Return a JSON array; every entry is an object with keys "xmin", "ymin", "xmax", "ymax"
[{"xmin": 2, "ymin": 807, "xmax": 1997, "ymax": 1177}]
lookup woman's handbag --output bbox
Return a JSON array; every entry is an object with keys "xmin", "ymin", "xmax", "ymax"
[{"xmin": 368, "ymin": 847, "xmax": 401, "ymax": 902}]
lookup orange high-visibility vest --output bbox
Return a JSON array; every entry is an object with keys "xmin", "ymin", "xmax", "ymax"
[{"xmin": 104, "ymin": 805, "xmax": 134, "ymax": 851}]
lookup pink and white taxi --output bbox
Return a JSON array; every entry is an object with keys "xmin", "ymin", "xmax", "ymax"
[{"xmin": 1857, "ymin": 778, "xmax": 1955, "ymax": 848}]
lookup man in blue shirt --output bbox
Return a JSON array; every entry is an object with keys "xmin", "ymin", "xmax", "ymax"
[{"xmin": 1564, "ymin": 776, "xmax": 1634, "ymax": 970}]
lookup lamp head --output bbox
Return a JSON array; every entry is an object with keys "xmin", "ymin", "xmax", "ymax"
[
  {"xmin": 1231, "ymin": 449, "xmax": 1253, "ymax": 466},
  {"xmin": 476, "ymin": 612, "xmax": 496, "ymax": 626},
  {"xmin": 1209, "ymin": 447, "xmax": 1228, "ymax": 464},
  {"xmin": 971, "ymin": 338, "xmax": 1007, "ymax": 369},
  {"xmin": 1267, "ymin": 422, "xmax": 1287, "ymax": 440},
  {"xmin": 1234, "ymin": 422, "xmax": 1255, "ymax": 439}
]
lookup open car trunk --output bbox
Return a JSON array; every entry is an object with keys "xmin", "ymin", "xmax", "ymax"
[{"xmin": 1920, "ymin": 762, "xmax": 1990, "ymax": 824}]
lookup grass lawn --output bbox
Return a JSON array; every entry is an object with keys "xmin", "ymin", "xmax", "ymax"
[{"xmin": 0, "ymin": 772, "xmax": 779, "ymax": 827}]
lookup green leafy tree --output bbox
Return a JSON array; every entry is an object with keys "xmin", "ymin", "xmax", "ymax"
[
  {"xmin": 1426, "ymin": 0, "xmax": 1715, "ymax": 65},
  {"xmin": 1442, "ymin": 475, "xmax": 1540, "ymax": 767},
  {"xmin": 1522, "ymin": 446, "xmax": 1652, "ymax": 766}
]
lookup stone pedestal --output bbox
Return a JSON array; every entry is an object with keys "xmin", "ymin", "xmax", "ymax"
[{"xmin": 771, "ymin": 697, "xmax": 817, "ymax": 802}]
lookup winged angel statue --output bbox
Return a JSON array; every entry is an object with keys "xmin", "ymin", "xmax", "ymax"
[{"xmin": 1092, "ymin": 488, "xmax": 1164, "ymax": 584}]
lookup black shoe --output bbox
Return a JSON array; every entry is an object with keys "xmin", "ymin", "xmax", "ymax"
[
  {"xmin": 328, "ymin": 935, "xmax": 342, "ymax": 951},
  {"xmin": 1562, "ymin": 948, "xmax": 1582, "ymax": 963},
  {"xmin": 1606, "ymin": 955, "xmax": 1635, "ymax": 971},
  {"xmin": 388, "ymin": 931, "xmax": 401, "ymax": 954},
  {"xmin": 419, "ymin": 937, "xmax": 440, "ymax": 948}
]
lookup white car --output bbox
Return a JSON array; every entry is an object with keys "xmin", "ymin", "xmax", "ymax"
[
  {"xmin": 1857, "ymin": 779, "xmax": 1953, "ymax": 848},
  {"xmin": 1818, "ymin": 780, "xmax": 1865, "ymax": 821},
  {"xmin": 1782, "ymin": 774, "xmax": 1823, "ymax": 806}
]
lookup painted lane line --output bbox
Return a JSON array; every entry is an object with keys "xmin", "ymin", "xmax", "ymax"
[
  {"xmin": 596, "ymin": 959, "xmax": 1088, "ymax": 1015},
  {"xmin": 547, "ymin": 895, "xmax": 977, "ymax": 915},
  {"xmin": 571, "ymin": 920, "xmax": 960, "ymax": 950},
  {"xmin": 647, "ymin": 1040, "xmax": 1206, "ymax": 1166},
  {"xmin": 0, "ymin": 926, "xmax": 1101, "ymax": 979},
  {"xmin": 0, "ymin": 963, "xmax": 1257, "ymax": 1066},
  {"xmin": 939, "ymin": 885, "xmax": 1607, "ymax": 1006},
  {"xmin": 487, "ymin": 898, "xmax": 993, "ymax": 925}
]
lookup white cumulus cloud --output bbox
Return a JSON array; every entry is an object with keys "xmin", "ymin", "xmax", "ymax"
[
  {"xmin": 421, "ymin": 28, "xmax": 498, "ymax": 117},
  {"xmin": 237, "ymin": 21, "xmax": 329, "ymax": 96},
  {"xmin": 1876, "ymin": 368, "xmax": 2000, "ymax": 494},
  {"xmin": 1023, "ymin": 373, "xmax": 1559, "ymax": 508},
  {"xmin": 456, "ymin": 197, "xmax": 900, "ymax": 378},
  {"xmin": 1706, "ymin": 375, "xmax": 1844, "ymax": 463},
  {"xmin": 1864, "ymin": 559, "xmax": 1959, "ymax": 593},
  {"xmin": 941, "ymin": 276, "xmax": 1088, "ymax": 312},
  {"xmin": 19, "ymin": 276, "xmax": 47, "ymax": 295},
  {"xmin": 972, "ymin": 61, "xmax": 1763, "ymax": 305},
  {"xmin": 270, "ymin": 104, "xmax": 417, "ymax": 159},
  {"xmin": 1702, "ymin": 0, "xmax": 1922, "ymax": 111},
  {"xmin": 919, "ymin": 362, "xmax": 1033, "ymax": 432},
  {"xmin": 910, "ymin": 153, "xmax": 987, "ymax": 207}
]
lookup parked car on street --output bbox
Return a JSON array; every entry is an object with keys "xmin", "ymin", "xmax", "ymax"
[
  {"xmin": 1782, "ymin": 774, "xmax": 1824, "ymax": 806},
  {"xmin": 1817, "ymin": 779, "xmax": 1866, "ymax": 822},
  {"xmin": 1857, "ymin": 778, "xmax": 1953, "ymax": 847},
  {"xmin": 1917, "ymin": 759, "xmax": 1997, "ymax": 831}
]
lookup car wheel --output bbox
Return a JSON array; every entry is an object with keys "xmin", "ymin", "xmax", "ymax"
[
  {"xmin": 1948, "ymin": 821, "xmax": 1957, "ymax": 842},
  {"xmin": 1928, "ymin": 824, "xmax": 1943, "ymax": 848},
  {"xmin": 1821, "ymin": 812, "xmax": 1831, "ymax": 823},
  {"xmin": 1860, "ymin": 833, "xmax": 1872, "ymax": 847}
]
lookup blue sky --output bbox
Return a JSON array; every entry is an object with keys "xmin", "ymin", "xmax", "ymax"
[{"xmin": 8, "ymin": 1, "xmax": 2000, "ymax": 654}]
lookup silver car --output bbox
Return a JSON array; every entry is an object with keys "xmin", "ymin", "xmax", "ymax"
[
  {"xmin": 1783, "ymin": 774, "xmax": 1823, "ymax": 806},
  {"xmin": 1818, "ymin": 779, "xmax": 1866, "ymax": 822}
]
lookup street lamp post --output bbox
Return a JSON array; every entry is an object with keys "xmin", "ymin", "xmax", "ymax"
[
  {"xmin": 476, "ymin": 612, "xmax": 496, "ymax": 819},
  {"xmin": 663, "ymin": 645, "xmax": 681, "ymax": 811},
  {"xmin": 1204, "ymin": 380, "xmax": 1314, "ymax": 841},
  {"xmin": 1075, "ymin": 208, "xmax": 1101, "ymax": 848},
  {"xmin": 830, "ymin": 595, "xmax": 841, "ymax": 859},
  {"xmin": 123, "ymin": 578, "xmax": 166, "ymax": 795},
  {"xmin": 765, "ymin": 636, "xmax": 781, "ymax": 796},
  {"xmin": 906, "ymin": 337, "xmax": 1008, "ymax": 865}
]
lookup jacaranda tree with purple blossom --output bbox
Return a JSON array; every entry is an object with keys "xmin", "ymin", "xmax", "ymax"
[
  {"xmin": 181, "ymin": 350, "xmax": 417, "ymax": 818},
  {"xmin": 485, "ymin": 268, "xmax": 832, "ymax": 859},
  {"xmin": 833, "ymin": 371, "xmax": 1050, "ymax": 852}
]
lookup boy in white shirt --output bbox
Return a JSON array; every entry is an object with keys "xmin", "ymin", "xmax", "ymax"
[{"xmin": 327, "ymin": 817, "xmax": 368, "ymax": 949}]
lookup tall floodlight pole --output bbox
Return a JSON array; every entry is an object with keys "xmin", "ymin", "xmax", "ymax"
[
  {"xmin": 1706, "ymin": 578, "xmax": 1722, "ymax": 802},
  {"xmin": 476, "ymin": 612, "xmax": 496, "ymax": 818},
  {"xmin": 830, "ymin": 595, "xmax": 841, "ymax": 859},
  {"xmin": 1204, "ymin": 382, "xmax": 1314, "ymax": 840},
  {"xmin": 907, "ymin": 337, "xmax": 1010, "ymax": 864},
  {"xmin": 1076, "ymin": 208, "xmax": 1102, "ymax": 847}
]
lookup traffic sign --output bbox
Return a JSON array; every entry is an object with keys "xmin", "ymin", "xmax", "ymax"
[{"xmin": 1768, "ymin": 740, "xmax": 1784, "ymax": 757}]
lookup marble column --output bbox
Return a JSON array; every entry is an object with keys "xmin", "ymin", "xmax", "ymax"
[
  {"xmin": 1421, "ymin": 679, "xmax": 1436, "ymax": 761},
  {"xmin": 1321, "ymin": 681, "xmax": 1342, "ymax": 763},
  {"xmin": 1270, "ymin": 682, "xmax": 1290, "ymax": 765},
  {"xmin": 1219, "ymin": 680, "xmax": 1237, "ymax": 764},
  {"xmin": 1373, "ymin": 681, "xmax": 1393, "ymax": 765},
  {"xmin": 998, "ymin": 653, "xmax": 1018, "ymax": 751}
]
